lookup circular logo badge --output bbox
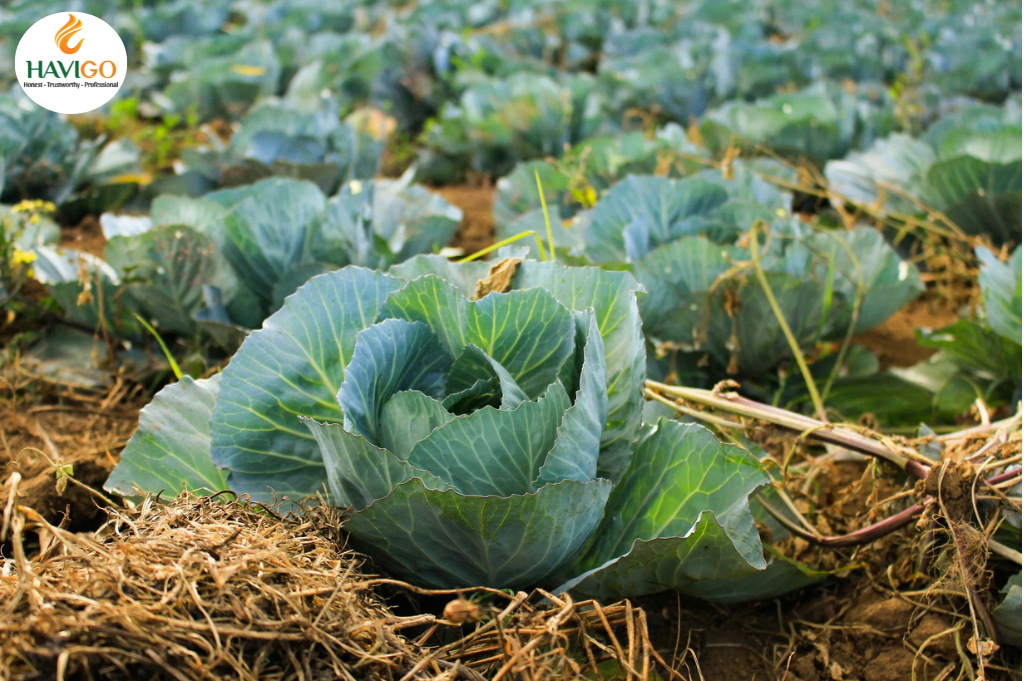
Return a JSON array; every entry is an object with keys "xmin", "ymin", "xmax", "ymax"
[{"xmin": 15, "ymin": 12, "xmax": 127, "ymax": 115}]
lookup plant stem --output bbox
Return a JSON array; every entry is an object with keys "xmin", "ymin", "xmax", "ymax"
[
  {"xmin": 642, "ymin": 387, "xmax": 743, "ymax": 430},
  {"xmin": 758, "ymin": 494, "xmax": 926, "ymax": 548},
  {"xmin": 988, "ymin": 538, "xmax": 1023, "ymax": 565},
  {"xmin": 646, "ymin": 381, "xmax": 932, "ymax": 479},
  {"xmin": 985, "ymin": 470, "xmax": 1021, "ymax": 487},
  {"xmin": 748, "ymin": 223, "xmax": 827, "ymax": 420},
  {"xmin": 937, "ymin": 413, "xmax": 1022, "ymax": 442}
]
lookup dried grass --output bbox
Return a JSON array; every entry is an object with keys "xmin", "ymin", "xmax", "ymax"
[{"xmin": 0, "ymin": 489, "xmax": 662, "ymax": 681}]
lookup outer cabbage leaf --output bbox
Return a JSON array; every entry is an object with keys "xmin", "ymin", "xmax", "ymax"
[
  {"xmin": 824, "ymin": 120, "xmax": 1022, "ymax": 245},
  {"xmin": 416, "ymin": 73, "xmax": 588, "ymax": 181},
  {"xmin": 802, "ymin": 227, "xmax": 924, "ymax": 337},
  {"xmin": 151, "ymin": 194, "xmax": 229, "ymax": 235},
  {"xmin": 598, "ymin": 33, "xmax": 713, "ymax": 123},
  {"xmin": 389, "ymin": 254, "xmax": 490, "ymax": 299},
  {"xmin": 493, "ymin": 160, "xmax": 572, "ymax": 230},
  {"xmin": 632, "ymin": 223, "xmax": 918, "ymax": 379},
  {"xmin": 0, "ymin": 95, "xmax": 97, "ymax": 204},
  {"xmin": 926, "ymin": 156, "xmax": 1022, "ymax": 243},
  {"xmin": 556, "ymin": 420, "xmax": 770, "ymax": 600},
  {"xmin": 315, "ymin": 175, "xmax": 461, "ymax": 269},
  {"xmin": 977, "ymin": 245, "xmax": 1022, "ymax": 345},
  {"xmin": 100, "ymin": 214, "xmax": 152, "ymax": 240},
  {"xmin": 582, "ymin": 175, "xmax": 730, "ymax": 264},
  {"xmin": 304, "ymin": 418, "xmax": 451, "ymax": 510},
  {"xmin": 219, "ymin": 177, "xmax": 324, "ymax": 309},
  {"xmin": 105, "ymin": 375, "xmax": 226, "ymax": 498},
  {"xmin": 492, "ymin": 131, "xmax": 699, "ymax": 245},
  {"xmin": 211, "ymin": 267, "xmax": 403, "ymax": 501},
  {"xmin": 228, "ymin": 101, "xmax": 383, "ymax": 194},
  {"xmin": 700, "ymin": 83, "xmax": 888, "ymax": 162},
  {"xmin": 160, "ymin": 39, "xmax": 280, "ymax": 121},
  {"xmin": 633, "ymin": 236, "xmax": 738, "ymax": 341},
  {"xmin": 992, "ymin": 573, "xmax": 1021, "ymax": 646},
  {"xmin": 370, "ymin": 173, "xmax": 462, "ymax": 263},
  {"xmin": 824, "ymin": 134, "xmax": 934, "ymax": 215},
  {"xmin": 345, "ymin": 477, "xmax": 612, "ymax": 589},
  {"xmin": 30, "ymin": 246, "xmax": 138, "ymax": 335},
  {"xmin": 17, "ymin": 328, "xmax": 114, "ymax": 391},
  {"xmin": 918, "ymin": 321, "xmax": 1022, "ymax": 381},
  {"xmin": 269, "ymin": 261, "xmax": 334, "ymax": 314}
]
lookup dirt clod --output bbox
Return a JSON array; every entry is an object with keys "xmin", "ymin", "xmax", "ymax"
[
  {"xmin": 920, "ymin": 459, "xmax": 976, "ymax": 521},
  {"xmin": 433, "ymin": 185, "xmax": 495, "ymax": 255},
  {"xmin": 909, "ymin": 614, "xmax": 960, "ymax": 659},
  {"xmin": 846, "ymin": 595, "xmax": 916, "ymax": 632},
  {"xmin": 851, "ymin": 297, "xmax": 959, "ymax": 369},
  {"xmin": 860, "ymin": 647, "xmax": 924, "ymax": 681}
]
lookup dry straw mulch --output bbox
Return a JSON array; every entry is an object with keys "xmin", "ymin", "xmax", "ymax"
[{"xmin": 1, "ymin": 484, "xmax": 661, "ymax": 681}]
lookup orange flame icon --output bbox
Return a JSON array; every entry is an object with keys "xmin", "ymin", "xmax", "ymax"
[{"xmin": 55, "ymin": 14, "xmax": 84, "ymax": 55}]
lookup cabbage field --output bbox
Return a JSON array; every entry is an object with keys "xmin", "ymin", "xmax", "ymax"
[{"xmin": 0, "ymin": 1, "xmax": 1021, "ymax": 679}]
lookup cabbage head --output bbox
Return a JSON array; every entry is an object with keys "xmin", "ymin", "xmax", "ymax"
[{"xmin": 108, "ymin": 256, "xmax": 780, "ymax": 596}]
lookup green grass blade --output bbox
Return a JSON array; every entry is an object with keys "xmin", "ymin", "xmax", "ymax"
[
  {"xmin": 459, "ymin": 231, "xmax": 547, "ymax": 263},
  {"xmin": 135, "ymin": 314, "xmax": 183, "ymax": 380},
  {"xmin": 534, "ymin": 169, "xmax": 556, "ymax": 262}
]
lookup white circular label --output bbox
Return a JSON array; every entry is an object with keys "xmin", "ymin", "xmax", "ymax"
[{"xmin": 15, "ymin": 12, "xmax": 128, "ymax": 115}]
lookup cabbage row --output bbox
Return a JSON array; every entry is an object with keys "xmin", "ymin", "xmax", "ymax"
[
  {"xmin": 21, "ymin": 173, "xmax": 461, "ymax": 348},
  {"xmin": 2, "ymin": 0, "xmax": 1021, "ymax": 203}
]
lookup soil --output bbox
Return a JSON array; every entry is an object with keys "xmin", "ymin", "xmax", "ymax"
[
  {"xmin": 433, "ymin": 184, "xmax": 496, "ymax": 255},
  {"xmin": 851, "ymin": 295, "xmax": 961, "ymax": 370},
  {"xmin": 639, "ymin": 584, "xmax": 963, "ymax": 681},
  {"xmin": 0, "ymin": 380, "xmax": 141, "ymax": 534},
  {"xmin": 59, "ymin": 214, "xmax": 107, "ymax": 258}
]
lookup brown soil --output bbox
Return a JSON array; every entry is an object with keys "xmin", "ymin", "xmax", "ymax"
[
  {"xmin": 60, "ymin": 214, "xmax": 107, "ymax": 258},
  {"xmin": 0, "ymin": 380, "xmax": 141, "ymax": 533},
  {"xmin": 433, "ymin": 184, "xmax": 496, "ymax": 255},
  {"xmin": 851, "ymin": 295, "xmax": 960, "ymax": 370},
  {"xmin": 640, "ymin": 581, "xmax": 973, "ymax": 681}
]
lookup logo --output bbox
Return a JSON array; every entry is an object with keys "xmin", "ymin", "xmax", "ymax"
[
  {"xmin": 16, "ymin": 12, "xmax": 127, "ymax": 115},
  {"xmin": 55, "ymin": 14, "xmax": 84, "ymax": 55}
]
